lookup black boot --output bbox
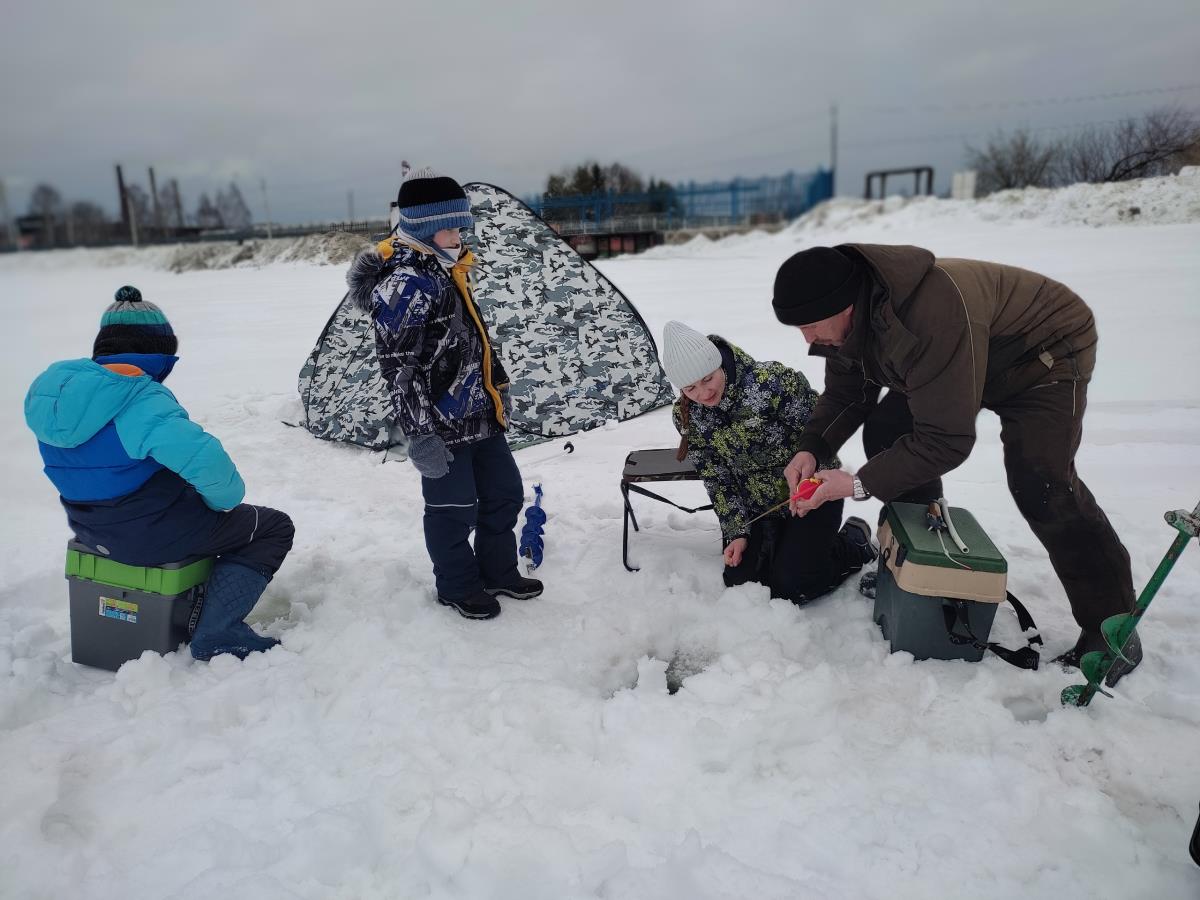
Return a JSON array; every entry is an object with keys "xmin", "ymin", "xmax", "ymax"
[
  {"xmin": 840, "ymin": 516, "xmax": 878, "ymax": 569},
  {"xmin": 190, "ymin": 561, "xmax": 280, "ymax": 661},
  {"xmin": 485, "ymin": 576, "xmax": 544, "ymax": 600},
  {"xmin": 1054, "ymin": 628, "xmax": 1142, "ymax": 688},
  {"xmin": 858, "ymin": 569, "xmax": 878, "ymax": 599},
  {"xmin": 438, "ymin": 589, "xmax": 502, "ymax": 620}
]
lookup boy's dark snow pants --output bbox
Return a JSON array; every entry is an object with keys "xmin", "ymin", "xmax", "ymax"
[
  {"xmin": 182, "ymin": 504, "xmax": 295, "ymax": 578},
  {"xmin": 421, "ymin": 433, "xmax": 523, "ymax": 599}
]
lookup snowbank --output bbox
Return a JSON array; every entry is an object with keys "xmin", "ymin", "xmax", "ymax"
[
  {"xmin": 792, "ymin": 166, "xmax": 1200, "ymax": 233},
  {"xmin": 0, "ymin": 230, "xmax": 372, "ymax": 275},
  {"xmin": 164, "ymin": 231, "xmax": 371, "ymax": 272}
]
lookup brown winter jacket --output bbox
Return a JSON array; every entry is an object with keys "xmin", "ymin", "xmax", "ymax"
[{"xmin": 794, "ymin": 244, "xmax": 1099, "ymax": 501}]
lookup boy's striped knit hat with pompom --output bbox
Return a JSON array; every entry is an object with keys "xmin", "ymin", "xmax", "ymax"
[
  {"xmin": 92, "ymin": 285, "xmax": 178, "ymax": 359},
  {"xmin": 396, "ymin": 167, "xmax": 473, "ymax": 241}
]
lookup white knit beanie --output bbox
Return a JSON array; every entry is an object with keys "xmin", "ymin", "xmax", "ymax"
[{"xmin": 661, "ymin": 320, "xmax": 722, "ymax": 388}]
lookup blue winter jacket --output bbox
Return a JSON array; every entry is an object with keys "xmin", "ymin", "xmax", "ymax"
[{"xmin": 24, "ymin": 354, "xmax": 245, "ymax": 562}]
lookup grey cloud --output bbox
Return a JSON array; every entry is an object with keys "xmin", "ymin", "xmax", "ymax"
[{"xmin": 2, "ymin": 0, "xmax": 1197, "ymax": 224}]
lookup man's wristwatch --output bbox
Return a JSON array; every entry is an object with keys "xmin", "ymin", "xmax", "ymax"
[{"xmin": 852, "ymin": 475, "xmax": 871, "ymax": 501}]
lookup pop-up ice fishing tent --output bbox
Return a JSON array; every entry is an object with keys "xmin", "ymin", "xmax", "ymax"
[{"xmin": 298, "ymin": 183, "xmax": 675, "ymax": 451}]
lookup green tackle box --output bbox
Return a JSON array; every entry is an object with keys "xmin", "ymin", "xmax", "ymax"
[
  {"xmin": 65, "ymin": 541, "xmax": 213, "ymax": 671},
  {"xmin": 872, "ymin": 502, "xmax": 1008, "ymax": 662}
]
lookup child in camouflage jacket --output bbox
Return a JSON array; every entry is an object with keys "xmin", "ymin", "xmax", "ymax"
[{"xmin": 663, "ymin": 321, "xmax": 875, "ymax": 604}]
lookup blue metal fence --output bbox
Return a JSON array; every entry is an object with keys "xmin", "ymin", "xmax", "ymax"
[{"xmin": 528, "ymin": 168, "xmax": 833, "ymax": 232}]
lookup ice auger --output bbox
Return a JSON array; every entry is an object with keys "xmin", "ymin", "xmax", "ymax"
[{"xmin": 1061, "ymin": 499, "xmax": 1200, "ymax": 707}]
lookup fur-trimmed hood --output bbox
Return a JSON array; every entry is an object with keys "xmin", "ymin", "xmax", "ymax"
[
  {"xmin": 347, "ymin": 245, "xmax": 391, "ymax": 312},
  {"xmin": 346, "ymin": 236, "xmax": 433, "ymax": 312},
  {"xmin": 347, "ymin": 235, "xmax": 475, "ymax": 313}
]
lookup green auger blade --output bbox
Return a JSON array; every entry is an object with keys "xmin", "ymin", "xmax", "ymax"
[
  {"xmin": 1060, "ymin": 684, "xmax": 1089, "ymax": 706},
  {"xmin": 1061, "ymin": 679, "xmax": 1113, "ymax": 707},
  {"xmin": 1080, "ymin": 650, "xmax": 1111, "ymax": 686},
  {"xmin": 1101, "ymin": 614, "xmax": 1138, "ymax": 662}
]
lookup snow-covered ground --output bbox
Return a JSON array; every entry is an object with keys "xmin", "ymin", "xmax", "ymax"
[{"xmin": 2, "ymin": 176, "xmax": 1199, "ymax": 898}]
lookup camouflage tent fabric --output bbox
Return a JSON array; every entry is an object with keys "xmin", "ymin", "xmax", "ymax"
[{"xmin": 298, "ymin": 182, "xmax": 676, "ymax": 451}]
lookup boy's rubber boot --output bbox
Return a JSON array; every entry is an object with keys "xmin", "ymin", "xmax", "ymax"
[
  {"xmin": 485, "ymin": 576, "xmax": 544, "ymax": 600},
  {"xmin": 190, "ymin": 560, "xmax": 279, "ymax": 661},
  {"xmin": 438, "ymin": 589, "xmax": 502, "ymax": 620}
]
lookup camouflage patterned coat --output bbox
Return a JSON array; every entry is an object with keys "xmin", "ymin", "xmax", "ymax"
[
  {"xmin": 672, "ymin": 339, "xmax": 832, "ymax": 546},
  {"xmin": 348, "ymin": 237, "xmax": 510, "ymax": 450}
]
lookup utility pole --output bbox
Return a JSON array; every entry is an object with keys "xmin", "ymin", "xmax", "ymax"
[
  {"xmin": 0, "ymin": 179, "xmax": 17, "ymax": 250},
  {"xmin": 115, "ymin": 164, "xmax": 130, "ymax": 236},
  {"xmin": 259, "ymin": 178, "xmax": 273, "ymax": 239},
  {"xmin": 348, "ymin": 190, "xmax": 355, "ymax": 222},
  {"xmin": 127, "ymin": 189, "xmax": 139, "ymax": 247},
  {"xmin": 148, "ymin": 167, "xmax": 163, "ymax": 239},
  {"xmin": 169, "ymin": 178, "xmax": 185, "ymax": 232},
  {"xmin": 830, "ymin": 103, "xmax": 839, "ymax": 196}
]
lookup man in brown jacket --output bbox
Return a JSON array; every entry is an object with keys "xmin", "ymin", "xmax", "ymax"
[{"xmin": 773, "ymin": 244, "xmax": 1140, "ymax": 685}]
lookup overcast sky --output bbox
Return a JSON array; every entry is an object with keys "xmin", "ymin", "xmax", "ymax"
[{"xmin": 3, "ymin": 0, "xmax": 1198, "ymax": 225}]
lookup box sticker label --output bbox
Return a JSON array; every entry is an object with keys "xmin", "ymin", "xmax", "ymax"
[{"xmin": 99, "ymin": 596, "xmax": 138, "ymax": 624}]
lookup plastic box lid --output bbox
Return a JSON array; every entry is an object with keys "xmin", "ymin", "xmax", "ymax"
[
  {"xmin": 65, "ymin": 541, "xmax": 213, "ymax": 595},
  {"xmin": 885, "ymin": 502, "xmax": 1007, "ymax": 574}
]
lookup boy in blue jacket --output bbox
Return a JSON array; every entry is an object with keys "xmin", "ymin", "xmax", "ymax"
[
  {"xmin": 347, "ymin": 167, "xmax": 541, "ymax": 620},
  {"xmin": 24, "ymin": 286, "xmax": 294, "ymax": 661}
]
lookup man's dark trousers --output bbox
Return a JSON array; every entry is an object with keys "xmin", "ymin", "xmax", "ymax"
[
  {"xmin": 863, "ymin": 376, "xmax": 1135, "ymax": 632},
  {"xmin": 421, "ymin": 433, "xmax": 523, "ymax": 600}
]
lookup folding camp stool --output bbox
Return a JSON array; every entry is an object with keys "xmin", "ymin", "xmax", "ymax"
[{"xmin": 620, "ymin": 449, "xmax": 714, "ymax": 572}]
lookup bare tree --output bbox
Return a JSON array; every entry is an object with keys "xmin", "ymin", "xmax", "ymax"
[
  {"xmin": 157, "ymin": 179, "xmax": 185, "ymax": 230},
  {"xmin": 67, "ymin": 201, "xmax": 109, "ymax": 244},
  {"xmin": 28, "ymin": 183, "xmax": 64, "ymax": 245},
  {"xmin": 195, "ymin": 193, "xmax": 223, "ymax": 229},
  {"xmin": 124, "ymin": 185, "xmax": 154, "ymax": 234},
  {"xmin": 1056, "ymin": 106, "xmax": 1200, "ymax": 184},
  {"xmin": 965, "ymin": 130, "xmax": 1059, "ymax": 195},
  {"xmin": 216, "ymin": 182, "xmax": 252, "ymax": 231}
]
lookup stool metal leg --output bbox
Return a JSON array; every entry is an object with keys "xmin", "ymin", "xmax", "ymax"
[{"xmin": 621, "ymin": 481, "xmax": 640, "ymax": 572}]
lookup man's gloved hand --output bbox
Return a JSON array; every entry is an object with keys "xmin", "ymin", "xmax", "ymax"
[{"xmin": 409, "ymin": 434, "xmax": 453, "ymax": 479}]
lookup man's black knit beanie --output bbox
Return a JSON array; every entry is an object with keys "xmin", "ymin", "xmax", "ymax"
[{"xmin": 772, "ymin": 247, "xmax": 866, "ymax": 326}]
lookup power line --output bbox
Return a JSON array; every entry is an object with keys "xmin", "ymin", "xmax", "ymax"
[
  {"xmin": 851, "ymin": 82, "xmax": 1200, "ymax": 116},
  {"xmin": 526, "ymin": 81, "xmax": 1200, "ymax": 186},
  {"xmin": 839, "ymin": 116, "xmax": 1132, "ymax": 150},
  {"xmin": 619, "ymin": 109, "xmax": 832, "ymax": 162}
]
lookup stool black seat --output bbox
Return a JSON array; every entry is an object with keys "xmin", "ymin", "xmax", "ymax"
[{"xmin": 620, "ymin": 449, "xmax": 714, "ymax": 571}]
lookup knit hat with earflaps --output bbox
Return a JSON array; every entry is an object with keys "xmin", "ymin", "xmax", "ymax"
[
  {"xmin": 396, "ymin": 167, "xmax": 473, "ymax": 241},
  {"xmin": 92, "ymin": 285, "xmax": 178, "ymax": 358},
  {"xmin": 661, "ymin": 320, "xmax": 722, "ymax": 388}
]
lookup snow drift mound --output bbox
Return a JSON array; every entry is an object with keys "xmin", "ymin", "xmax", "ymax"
[
  {"xmin": 792, "ymin": 167, "xmax": 1200, "ymax": 232},
  {"xmin": 0, "ymin": 231, "xmax": 374, "ymax": 274},
  {"xmin": 166, "ymin": 231, "xmax": 371, "ymax": 272}
]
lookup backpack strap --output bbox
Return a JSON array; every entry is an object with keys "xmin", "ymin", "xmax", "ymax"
[{"xmin": 942, "ymin": 592, "xmax": 1043, "ymax": 670}]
